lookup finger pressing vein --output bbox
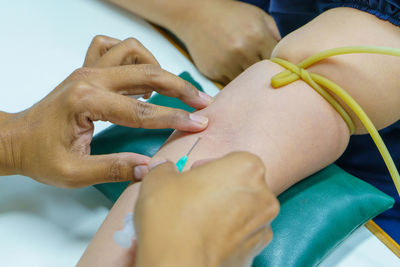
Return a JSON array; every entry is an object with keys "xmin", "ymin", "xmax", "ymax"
[{"xmin": 87, "ymin": 90, "xmax": 209, "ymax": 132}]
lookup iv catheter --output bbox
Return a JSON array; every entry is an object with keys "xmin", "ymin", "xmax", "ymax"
[{"xmin": 176, "ymin": 137, "xmax": 201, "ymax": 172}]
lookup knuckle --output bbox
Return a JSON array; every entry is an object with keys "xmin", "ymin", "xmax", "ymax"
[
  {"xmin": 92, "ymin": 35, "xmax": 108, "ymax": 47},
  {"xmin": 124, "ymin": 37, "xmax": 141, "ymax": 48},
  {"xmin": 171, "ymin": 108, "xmax": 189, "ymax": 122},
  {"xmin": 132, "ymin": 101, "xmax": 156, "ymax": 127},
  {"xmin": 121, "ymin": 38, "xmax": 145, "ymax": 64},
  {"xmin": 228, "ymin": 39, "xmax": 247, "ymax": 54},
  {"xmin": 247, "ymin": 155, "xmax": 265, "ymax": 174},
  {"xmin": 64, "ymin": 80, "xmax": 95, "ymax": 107},
  {"xmin": 182, "ymin": 80, "xmax": 197, "ymax": 96},
  {"xmin": 70, "ymin": 80, "xmax": 92, "ymax": 92},
  {"xmin": 247, "ymin": 22, "xmax": 264, "ymax": 38},
  {"xmin": 227, "ymin": 34, "xmax": 251, "ymax": 55},
  {"xmin": 233, "ymin": 152, "xmax": 265, "ymax": 177},
  {"xmin": 141, "ymin": 64, "xmax": 162, "ymax": 81},
  {"xmin": 108, "ymin": 158, "xmax": 123, "ymax": 181},
  {"xmin": 58, "ymin": 163, "xmax": 72, "ymax": 178},
  {"xmin": 70, "ymin": 67, "xmax": 95, "ymax": 80},
  {"xmin": 56, "ymin": 163, "xmax": 79, "ymax": 188},
  {"xmin": 228, "ymin": 28, "xmax": 263, "ymax": 55}
]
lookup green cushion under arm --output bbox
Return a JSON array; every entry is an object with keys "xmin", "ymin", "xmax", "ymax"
[
  {"xmin": 252, "ymin": 164, "xmax": 394, "ymax": 266},
  {"xmin": 91, "ymin": 71, "xmax": 394, "ymax": 266}
]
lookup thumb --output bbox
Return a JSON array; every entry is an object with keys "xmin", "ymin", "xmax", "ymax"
[{"xmin": 71, "ymin": 153, "xmax": 150, "ymax": 187}]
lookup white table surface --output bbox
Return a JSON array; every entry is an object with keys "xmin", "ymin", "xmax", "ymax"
[{"xmin": 0, "ymin": 0, "xmax": 398, "ymax": 266}]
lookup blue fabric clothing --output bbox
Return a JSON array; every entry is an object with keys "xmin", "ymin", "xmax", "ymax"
[
  {"xmin": 238, "ymin": 0, "xmax": 400, "ymax": 242},
  {"xmin": 241, "ymin": 1, "xmax": 400, "ymax": 36},
  {"xmin": 337, "ymin": 122, "xmax": 400, "ymax": 243}
]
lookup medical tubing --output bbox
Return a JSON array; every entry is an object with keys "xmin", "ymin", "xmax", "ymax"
[
  {"xmin": 270, "ymin": 46, "xmax": 400, "ymax": 197},
  {"xmin": 271, "ymin": 57, "xmax": 355, "ymax": 134}
]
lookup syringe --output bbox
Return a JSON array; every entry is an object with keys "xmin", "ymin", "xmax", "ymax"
[{"xmin": 176, "ymin": 137, "xmax": 201, "ymax": 172}]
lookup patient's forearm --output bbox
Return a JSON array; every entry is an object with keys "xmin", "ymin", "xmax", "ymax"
[
  {"xmin": 78, "ymin": 183, "xmax": 140, "ymax": 267},
  {"xmin": 155, "ymin": 60, "xmax": 350, "ymax": 194},
  {"xmin": 154, "ymin": 8, "xmax": 400, "ymax": 194},
  {"xmin": 80, "ymin": 7, "xmax": 400, "ymax": 265},
  {"xmin": 79, "ymin": 183, "xmax": 202, "ymax": 267}
]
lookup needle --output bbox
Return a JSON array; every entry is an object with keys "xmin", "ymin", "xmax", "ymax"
[{"xmin": 176, "ymin": 137, "xmax": 201, "ymax": 172}]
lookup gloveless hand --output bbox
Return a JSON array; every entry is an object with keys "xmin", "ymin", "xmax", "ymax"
[
  {"xmin": 135, "ymin": 152, "xmax": 279, "ymax": 267},
  {"xmin": 0, "ymin": 35, "xmax": 212, "ymax": 188},
  {"xmin": 175, "ymin": 0, "xmax": 280, "ymax": 85}
]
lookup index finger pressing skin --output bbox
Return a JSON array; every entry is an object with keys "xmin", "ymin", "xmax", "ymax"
[
  {"xmin": 87, "ymin": 90, "xmax": 209, "ymax": 132},
  {"xmin": 94, "ymin": 65, "xmax": 213, "ymax": 110}
]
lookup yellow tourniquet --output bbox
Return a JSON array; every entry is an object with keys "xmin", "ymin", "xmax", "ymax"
[{"xmin": 270, "ymin": 46, "xmax": 400, "ymax": 196}]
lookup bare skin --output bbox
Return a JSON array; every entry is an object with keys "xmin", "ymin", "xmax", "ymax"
[
  {"xmin": 154, "ymin": 59, "xmax": 350, "ymax": 194},
  {"xmin": 79, "ymin": 7, "xmax": 399, "ymax": 266},
  {"xmin": 108, "ymin": 0, "xmax": 280, "ymax": 84},
  {"xmin": 79, "ymin": 153, "xmax": 279, "ymax": 267},
  {"xmin": 0, "ymin": 36, "xmax": 213, "ymax": 188},
  {"xmin": 154, "ymin": 7, "xmax": 400, "ymax": 194}
]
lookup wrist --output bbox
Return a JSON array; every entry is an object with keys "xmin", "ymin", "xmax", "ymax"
[{"xmin": 0, "ymin": 111, "xmax": 25, "ymax": 176}]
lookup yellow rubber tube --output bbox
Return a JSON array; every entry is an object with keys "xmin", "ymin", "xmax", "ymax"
[{"xmin": 270, "ymin": 46, "xmax": 400, "ymax": 197}]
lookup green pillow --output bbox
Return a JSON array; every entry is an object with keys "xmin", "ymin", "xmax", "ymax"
[
  {"xmin": 91, "ymin": 72, "xmax": 394, "ymax": 266},
  {"xmin": 252, "ymin": 164, "xmax": 393, "ymax": 266}
]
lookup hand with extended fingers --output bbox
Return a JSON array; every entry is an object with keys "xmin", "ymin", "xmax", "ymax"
[{"xmin": 0, "ymin": 35, "xmax": 212, "ymax": 188}]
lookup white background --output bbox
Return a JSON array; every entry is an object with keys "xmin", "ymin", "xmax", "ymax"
[{"xmin": 0, "ymin": 0, "xmax": 398, "ymax": 266}]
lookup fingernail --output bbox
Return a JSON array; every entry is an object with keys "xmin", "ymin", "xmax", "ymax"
[
  {"xmin": 199, "ymin": 91, "xmax": 213, "ymax": 103},
  {"xmin": 149, "ymin": 158, "xmax": 167, "ymax": 170},
  {"xmin": 189, "ymin": 113, "xmax": 208, "ymax": 125},
  {"xmin": 134, "ymin": 165, "xmax": 149, "ymax": 179}
]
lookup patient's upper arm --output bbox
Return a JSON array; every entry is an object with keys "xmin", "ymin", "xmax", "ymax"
[{"xmin": 272, "ymin": 7, "xmax": 400, "ymax": 133}]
